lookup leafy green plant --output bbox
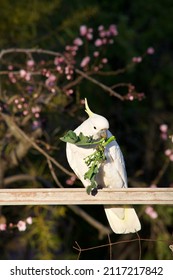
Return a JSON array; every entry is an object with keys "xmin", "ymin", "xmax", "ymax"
[{"xmin": 60, "ymin": 130, "xmax": 115, "ymax": 194}]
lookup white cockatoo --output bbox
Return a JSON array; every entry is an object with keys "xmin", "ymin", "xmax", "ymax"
[{"xmin": 66, "ymin": 99, "xmax": 141, "ymax": 234}]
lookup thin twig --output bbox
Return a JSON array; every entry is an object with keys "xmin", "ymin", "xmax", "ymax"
[
  {"xmin": 0, "ymin": 48, "xmax": 125, "ymax": 101},
  {"xmin": 75, "ymin": 69, "xmax": 124, "ymax": 101},
  {"xmin": 136, "ymin": 231, "xmax": 142, "ymax": 260},
  {"xmin": 108, "ymin": 234, "xmax": 112, "ymax": 260},
  {"xmin": 151, "ymin": 159, "xmax": 170, "ymax": 186},
  {"xmin": 0, "ymin": 112, "xmax": 73, "ymax": 176},
  {"xmin": 47, "ymin": 158, "xmax": 64, "ymax": 188},
  {"xmin": 74, "ymin": 241, "xmax": 82, "ymax": 260},
  {"xmin": 0, "ymin": 48, "xmax": 62, "ymax": 60},
  {"xmin": 4, "ymin": 174, "xmax": 36, "ymax": 186},
  {"xmin": 73, "ymin": 237, "xmax": 169, "ymax": 257},
  {"xmin": 68, "ymin": 205, "xmax": 111, "ymax": 239}
]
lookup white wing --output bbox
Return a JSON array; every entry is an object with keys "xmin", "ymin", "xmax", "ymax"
[
  {"xmin": 66, "ymin": 142, "xmax": 95, "ymax": 188},
  {"xmin": 96, "ymin": 130, "xmax": 128, "ymax": 189}
]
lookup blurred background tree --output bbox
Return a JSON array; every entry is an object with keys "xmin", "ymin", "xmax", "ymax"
[{"xmin": 0, "ymin": 0, "xmax": 173, "ymax": 260}]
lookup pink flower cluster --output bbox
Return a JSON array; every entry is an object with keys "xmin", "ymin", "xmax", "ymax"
[
  {"xmin": 66, "ymin": 175, "xmax": 77, "ymax": 186},
  {"xmin": 6, "ymin": 24, "xmax": 120, "ymax": 103},
  {"xmin": 94, "ymin": 24, "xmax": 118, "ymax": 47},
  {"xmin": 80, "ymin": 25, "xmax": 93, "ymax": 40},
  {"xmin": 159, "ymin": 124, "xmax": 173, "ymax": 161},
  {"xmin": 160, "ymin": 124, "xmax": 168, "ymax": 140},
  {"xmin": 145, "ymin": 206, "xmax": 158, "ymax": 219},
  {"xmin": 124, "ymin": 84, "xmax": 145, "ymax": 101},
  {"xmin": 146, "ymin": 47, "xmax": 155, "ymax": 55},
  {"xmin": 13, "ymin": 96, "xmax": 41, "ymax": 127},
  {"xmin": 0, "ymin": 216, "xmax": 33, "ymax": 232},
  {"xmin": 165, "ymin": 149, "xmax": 173, "ymax": 161},
  {"xmin": 132, "ymin": 56, "xmax": 142, "ymax": 63},
  {"xmin": 132, "ymin": 47, "xmax": 155, "ymax": 64}
]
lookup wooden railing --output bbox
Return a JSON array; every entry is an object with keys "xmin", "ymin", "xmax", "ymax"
[{"xmin": 0, "ymin": 188, "xmax": 173, "ymax": 205}]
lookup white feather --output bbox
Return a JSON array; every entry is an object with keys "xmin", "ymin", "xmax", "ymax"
[{"xmin": 66, "ymin": 112, "xmax": 141, "ymax": 234}]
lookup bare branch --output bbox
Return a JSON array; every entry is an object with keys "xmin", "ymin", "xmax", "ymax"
[
  {"xmin": 4, "ymin": 174, "xmax": 36, "ymax": 186},
  {"xmin": 68, "ymin": 205, "xmax": 111, "ymax": 239},
  {"xmin": 47, "ymin": 158, "xmax": 64, "ymax": 188},
  {"xmin": 0, "ymin": 48, "xmax": 62, "ymax": 60},
  {"xmin": 75, "ymin": 69, "xmax": 124, "ymax": 100},
  {"xmin": 0, "ymin": 112, "xmax": 73, "ymax": 176}
]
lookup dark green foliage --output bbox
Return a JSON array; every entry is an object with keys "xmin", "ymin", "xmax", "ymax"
[{"xmin": 60, "ymin": 130, "xmax": 93, "ymax": 145}]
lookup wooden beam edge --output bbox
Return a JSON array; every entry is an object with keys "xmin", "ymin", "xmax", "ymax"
[{"xmin": 0, "ymin": 188, "xmax": 173, "ymax": 205}]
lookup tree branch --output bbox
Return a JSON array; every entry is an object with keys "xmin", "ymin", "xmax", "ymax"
[
  {"xmin": 0, "ymin": 112, "xmax": 73, "ymax": 177},
  {"xmin": 75, "ymin": 69, "xmax": 124, "ymax": 100}
]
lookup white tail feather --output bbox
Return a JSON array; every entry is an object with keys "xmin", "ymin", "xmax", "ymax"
[{"xmin": 104, "ymin": 206, "xmax": 141, "ymax": 234}]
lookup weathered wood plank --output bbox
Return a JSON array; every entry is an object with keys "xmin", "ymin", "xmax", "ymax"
[{"xmin": 0, "ymin": 188, "xmax": 173, "ymax": 205}]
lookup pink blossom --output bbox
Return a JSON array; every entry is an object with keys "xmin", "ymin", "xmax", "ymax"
[
  {"xmin": 14, "ymin": 99, "xmax": 19, "ymax": 104},
  {"xmin": 17, "ymin": 220, "xmax": 26, "ymax": 231},
  {"xmin": 31, "ymin": 106, "xmax": 41, "ymax": 113},
  {"xmin": 102, "ymin": 38, "xmax": 107, "ymax": 45},
  {"xmin": 56, "ymin": 65, "xmax": 63, "ymax": 74},
  {"xmin": 109, "ymin": 24, "xmax": 118, "ymax": 36},
  {"xmin": 65, "ymin": 66, "xmax": 73, "ymax": 75},
  {"xmin": 99, "ymin": 31, "xmax": 106, "ymax": 38},
  {"xmin": 0, "ymin": 223, "xmax": 6, "ymax": 231},
  {"xmin": 95, "ymin": 39, "xmax": 103, "ymax": 47},
  {"xmin": 150, "ymin": 184, "xmax": 157, "ymax": 188},
  {"xmin": 26, "ymin": 216, "xmax": 33, "ymax": 225},
  {"xmin": 145, "ymin": 206, "xmax": 158, "ymax": 219},
  {"xmin": 169, "ymin": 154, "xmax": 173, "ymax": 161},
  {"xmin": 25, "ymin": 73, "xmax": 31, "ymax": 81},
  {"xmin": 102, "ymin": 58, "xmax": 108, "ymax": 64},
  {"xmin": 147, "ymin": 47, "xmax": 155, "ymax": 55},
  {"xmin": 165, "ymin": 149, "xmax": 172, "ymax": 156},
  {"xmin": 86, "ymin": 33, "xmax": 93, "ymax": 40},
  {"xmin": 8, "ymin": 65, "xmax": 13, "ymax": 70},
  {"xmin": 19, "ymin": 69, "xmax": 27, "ymax": 78},
  {"xmin": 17, "ymin": 104, "xmax": 22, "ymax": 109},
  {"xmin": 93, "ymin": 51, "xmax": 99, "ymax": 57},
  {"xmin": 45, "ymin": 74, "xmax": 56, "ymax": 87},
  {"xmin": 132, "ymin": 56, "xmax": 142, "ymax": 63},
  {"xmin": 80, "ymin": 56, "xmax": 90, "ymax": 68},
  {"xmin": 66, "ymin": 175, "xmax": 76, "ymax": 185},
  {"xmin": 160, "ymin": 133, "xmax": 168, "ymax": 140},
  {"xmin": 8, "ymin": 73, "xmax": 16, "ymax": 83},
  {"xmin": 88, "ymin": 28, "xmax": 93, "ymax": 33},
  {"xmin": 54, "ymin": 56, "xmax": 64, "ymax": 65},
  {"xmin": 80, "ymin": 25, "xmax": 88, "ymax": 36},
  {"xmin": 94, "ymin": 66, "xmax": 99, "ymax": 72},
  {"xmin": 73, "ymin": 38, "xmax": 83, "ymax": 46},
  {"xmin": 126, "ymin": 93, "xmax": 134, "ymax": 101},
  {"xmin": 27, "ymin": 59, "xmax": 35, "ymax": 67},
  {"xmin": 98, "ymin": 25, "xmax": 104, "ymax": 31},
  {"xmin": 159, "ymin": 124, "xmax": 168, "ymax": 133},
  {"xmin": 79, "ymin": 99, "xmax": 85, "ymax": 105},
  {"xmin": 129, "ymin": 95, "xmax": 134, "ymax": 101},
  {"xmin": 49, "ymin": 74, "xmax": 56, "ymax": 82},
  {"xmin": 35, "ymin": 113, "xmax": 40, "ymax": 118},
  {"xmin": 23, "ymin": 110, "xmax": 28, "ymax": 116},
  {"xmin": 137, "ymin": 93, "xmax": 145, "ymax": 101},
  {"xmin": 66, "ymin": 89, "xmax": 74, "ymax": 96},
  {"xmin": 32, "ymin": 120, "xmax": 41, "ymax": 129},
  {"xmin": 66, "ymin": 75, "xmax": 72, "ymax": 80}
]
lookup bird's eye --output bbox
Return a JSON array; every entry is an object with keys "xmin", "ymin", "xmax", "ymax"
[{"xmin": 94, "ymin": 126, "xmax": 97, "ymax": 130}]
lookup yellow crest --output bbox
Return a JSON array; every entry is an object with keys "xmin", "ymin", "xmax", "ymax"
[{"xmin": 85, "ymin": 98, "xmax": 94, "ymax": 117}]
